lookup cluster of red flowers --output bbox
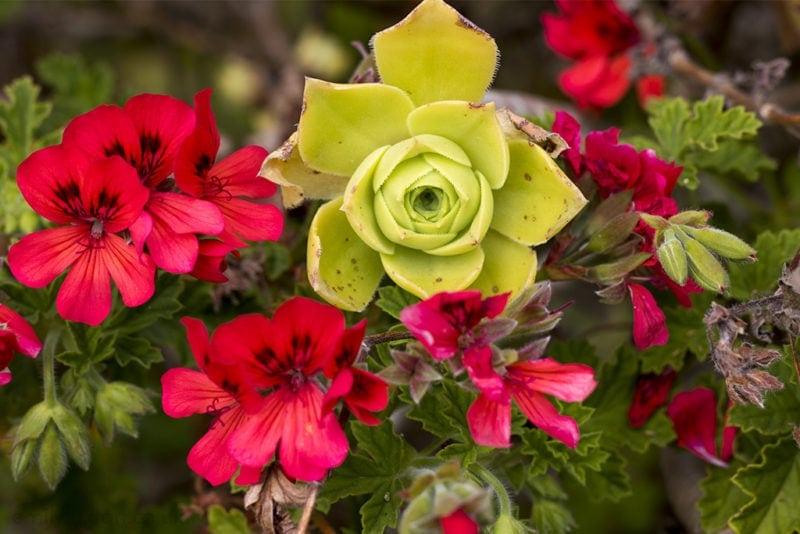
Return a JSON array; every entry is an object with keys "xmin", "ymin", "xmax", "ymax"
[
  {"xmin": 161, "ymin": 297, "xmax": 389, "ymax": 484},
  {"xmin": 552, "ymin": 110, "xmax": 701, "ymax": 350},
  {"xmin": 401, "ymin": 291, "xmax": 597, "ymax": 449},
  {"xmin": 542, "ymin": 0, "xmax": 664, "ymax": 109},
  {"xmin": 7, "ymin": 90, "xmax": 283, "ymax": 326}
]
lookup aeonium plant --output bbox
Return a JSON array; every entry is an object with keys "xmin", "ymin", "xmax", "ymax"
[{"xmin": 262, "ymin": 0, "xmax": 587, "ymax": 311}]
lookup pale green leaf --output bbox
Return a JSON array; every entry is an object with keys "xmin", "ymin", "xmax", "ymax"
[
  {"xmin": 684, "ymin": 96, "xmax": 761, "ymax": 151},
  {"xmin": 646, "ymin": 97, "xmax": 691, "ymax": 159},
  {"xmin": 207, "ymin": 505, "xmax": 252, "ymax": 534},
  {"xmin": 532, "ymin": 499, "xmax": 576, "ymax": 534},
  {"xmin": 684, "ymin": 139, "xmax": 776, "ymax": 182},
  {"xmin": 0, "ymin": 76, "xmax": 52, "ymax": 169},
  {"xmin": 372, "ymin": 0, "xmax": 498, "ymax": 106}
]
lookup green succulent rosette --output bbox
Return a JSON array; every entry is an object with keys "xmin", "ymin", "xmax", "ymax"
[{"xmin": 262, "ymin": 0, "xmax": 586, "ymax": 311}]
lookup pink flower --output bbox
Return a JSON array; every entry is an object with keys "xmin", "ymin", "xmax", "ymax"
[
  {"xmin": 636, "ymin": 74, "xmax": 666, "ymax": 107},
  {"xmin": 0, "ymin": 304, "xmax": 42, "ymax": 386},
  {"xmin": 175, "ymin": 89, "xmax": 283, "ymax": 249},
  {"xmin": 400, "ymin": 290, "xmax": 510, "ymax": 360},
  {"xmin": 551, "ymin": 111, "xmax": 584, "ymax": 176},
  {"xmin": 161, "ymin": 318, "xmax": 262, "ymax": 486},
  {"xmin": 466, "ymin": 348, "xmax": 597, "ymax": 449},
  {"xmin": 666, "ymin": 387, "xmax": 736, "ymax": 467},
  {"xmin": 190, "ymin": 240, "xmax": 238, "ymax": 283},
  {"xmin": 7, "ymin": 146, "xmax": 155, "ymax": 325},
  {"xmin": 627, "ymin": 367, "xmax": 676, "ymax": 428},
  {"xmin": 628, "ymin": 283, "xmax": 669, "ymax": 350},
  {"xmin": 62, "ymin": 93, "xmax": 225, "ymax": 274},
  {"xmin": 542, "ymin": 0, "xmax": 640, "ymax": 109}
]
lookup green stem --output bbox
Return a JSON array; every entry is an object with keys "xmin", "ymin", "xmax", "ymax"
[
  {"xmin": 41, "ymin": 327, "xmax": 62, "ymax": 408},
  {"xmin": 469, "ymin": 463, "xmax": 512, "ymax": 516}
]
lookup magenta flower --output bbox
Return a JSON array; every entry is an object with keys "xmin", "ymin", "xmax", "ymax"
[
  {"xmin": 666, "ymin": 387, "xmax": 736, "ymax": 467},
  {"xmin": 440, "ymin": 508, "xmax": 479, "ymax": 534},
  {"xmin": 0, "ymin": 304, "xmax": 42, "ymax": 386},
  {"xmin": 175, "ymin": 89, "xmax": 283, "ymax": 248},
  {"xmin": 628, "ymin": 283, "xmax": 669, "ymax": 350},
  {"xmin": 466, "ymin": 351, "xmax": 597, "ymax": 449},
  {"xmin": 61, "ymin": 93, "xmax": 225, "ymax": 274},
  {"xmin": 400, "ymin": 290, "xmax": 510, "ymax": 360},
  {"xmin": 627, "ymin": 367, "xmax": 676, "ymax": 428},
  {"xmin": 7, "ymin": 146, "xmax": 155, "ymax": 325},
  {"xmin": 161, "ymin": 318, "xmax": 262, "ymax": 486}
]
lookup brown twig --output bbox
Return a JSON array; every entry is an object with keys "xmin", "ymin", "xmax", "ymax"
[{"xmin": 666, "ymin": 47, "xmax": 800, "ymax": 127}]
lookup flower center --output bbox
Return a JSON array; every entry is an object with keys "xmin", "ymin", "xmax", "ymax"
[{"xmin": 410, "ymin": 186, "xmax": 444, "ymax": 220}]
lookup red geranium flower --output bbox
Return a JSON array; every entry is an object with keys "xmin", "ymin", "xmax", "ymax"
[
  {"xmin": 400, "ymin": 290, "xmax": 510, "ymax": 361},
  {"xmin": 175, "ymin": 89, "xmax": 283, "ymax": 249},
  {"xmin": 440, "ymin": 508, "xmax": 479, "ymax": 534},
  {"xmin": 465, "ymin": 349, "xmax": 598, "ymax": 449},
  {"xmin": 7, "ymin": 146, "xmax": 155, "ymax": 325},
  {"xmin": 0, "ymin": 304, "xmax": 42, "ymax": 386},
  {"xmin": 161, "ymin": 318, "xmax": 262, "ymax": 486},
  {"xmin": 62, "ymin": 93, "xmax": 225, "ymax": 274},
  {"xmin": 666, "ymin": 387, "xmax": 736, "ymax": 467},
  {"xmin": 209, "ymin": 297, "xmax": 385, "ymax": 481}
]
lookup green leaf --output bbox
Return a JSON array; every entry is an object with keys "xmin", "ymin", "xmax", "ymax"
[
  {"xmin": 532, "ymin": 499, "xmax": 576, "ymax": 534},
  {"xmin": 407, "ymin": 380, "xmax": 475, "ymax": 443},
  {"xmin": 640, "ymin": 292, "xmax": 714, "ymax": 373},
  {"xmin": 206, "ymin": 505, "xmax": 252, "ymax": 534},
  {"xmin": 580, "ymin": 450, "xmax": 631, "ymax": 502},
  {"xmin": 729, "ymin": 356, "xmax": 799, "ymax": 434},
  {"xmin": 731, "ymin": 437, "xmax": 800, "ymax": 534},
  {"xmin": 699, "ymin": 462, "xmax": 751, "ymax": 533},
  {"xmin": 94, "ymin": 382, "xmax": 155, "ymax": 444},
  {"xmin": 361, "ymin": 486, "xmax": 405, "ymax": 534},
  {"xmin": 107, "ymin": 274, "xmax": 184, "ymax": 334},
  {"xmin": 683, "ymin": 96, "xmax": 761, "ymax": 151},
  {"xmin": 0, "ymin": 76, "xmax": 52, "ymax": 169},
  {"xmin": 684, "ymin": 139, "xmax": 776, "ymax": 182},
  {"xmin": 351, "ymin": 419, "xmax": 416, "ymax": 466},
  {"xmin": 113, "ymin": 335, "xmax": 164, "ymax": 368},
  {"xmin": 728, "ymin": 229, "xmax": 800, "ymax": 300},
  {"xmin": 375, "ymin": 285, "xmax": 420, "ymax": 320},
  {"xmin": 646, "ymin": 97, "xmax": 691, "ymax": 160},
  {"xmin": 263, "ymin": 241, "xmax": 292, "ymax": 280},
  {"xmin": 583, "ymin": 346, "xmax": 676, "ymax": 453}
]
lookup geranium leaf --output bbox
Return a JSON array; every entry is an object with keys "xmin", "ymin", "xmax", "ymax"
[
  {"xmin": 206, "ymin": 505, "xmax": 251, "ymax": 534},
  {"xmin": 532, "ymin": 499, "xmax": 577, "ymax": 534},
  {"xmin": 684, "ymin": 96, "xmax": 761, "ymax": 152},
  {"xmin": 646, "ymin": 97, "xmax": 691, "ymax": 160},
  {"xmin": 0, "ymin": 76, "xmax": 52, "ymax": 170},
  {"xmin": 699, "ymin": 461, "xmax": 751, "ymax": 533},
  {"xmin": 731, "ymin": 437, "xmax": 800, "ymax": 534},
  {"xmin": 728, "ymin": 228, "xmax": 800, "ymax": 300}
]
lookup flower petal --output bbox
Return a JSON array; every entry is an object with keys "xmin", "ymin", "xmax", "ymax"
[
  {"xmin": 407, "ymin": 101, "xmax": 509, "ymax": 189},
  {"xmin": 308, "ymin": 197, "xmax": 385, "ymax": 311},
  {"xmin": 512, "ymin": 389, "xmax": 581, "ymax": 448},
  {"xmin": 103, "ymin": 233, "xmax": 156, "ymax": 308},
  {"xmin": 381, "ymin": 244, "xmax": 484, "ymax": 299},
  {"xmin": 56, "ymin": 246, "xmax": 112, "ymax": 326},
  {"xmin": 297, "ymin": 79, "xmax": 413, "ymax": 176},
  {"xmin": 666, "ymin": 387, "xmax": 728, "ymax": 467},
  {"xmin": 215, "ymin": 197, "xmax": 284, "ymax": 246},
  {"xmin": 463, "ymin": 346, "xmax": 506, "ymax": 401},
  {"xmin": 628, "ymin": 283, "xmax": 669, "ymax": 350},
  {"xmin": 188, "ymin": 406, "xmax": 249, "ymax": 486},
  {"xmin": 466, "ymin": 393, "xmax": 511, "ymax": 447},
  {"xmin": 7, "ymin": 226, "xmax": 84, "ymax": 288},
  {"xmin": 161, "ymin": 368, "xmax": 235, "ymax": 418},
  {"xmin": 226, "ymin": 393, "xmax": 284, "ymax": 468},
  {"xmin": 180, "ymin": 317, "xmax": 210, "ymax": 371},
  {"xmin": 468, "ymin": 229, "xmax": 537, "ymax": 301},
  {"xmin": 212, "ymin": 146, "xmax": 275, "ymax": 198},
  {"xmin": 0, "ymin": 305, "xmax": 41, "ymax": 358},
  {"xmin": 627, "ymin": 368, "xmax": 676, "ymax": 428},
  {"xmin": 373, "ymin": 0, "xmax": 498, "ymax": 106},
  {"xmin": 491, "ymin": 139, "xmax": 587, "ymax": 246},
  {"xmin": 508, "ymin": 358, "xmax": 597, "ymax": 402}
]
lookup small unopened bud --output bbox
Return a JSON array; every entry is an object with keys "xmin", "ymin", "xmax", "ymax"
[
  {"xmin": 668, "ymin": 210, "xmax": 712, "ymax": 227},
  {"xmin": 682, "ymin": 226, "xmax": 756, "ymax": 261},
  {"xmin": 656, "ymin": 228, "xmax": 688, "ymax": 285},
  {"xmin": 681, "ymin": 234, "xmax": 729, "ymax": 292}
]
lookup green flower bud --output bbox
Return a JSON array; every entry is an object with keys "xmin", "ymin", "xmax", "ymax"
[
  {"xmin": 680, "ymin": 232, "xmax": 729, "ymax": 292},
  {"xmin": 656, "ymin": 228, "xmax": 688, "ymax": 285},
  {"xmin": 667, "ymin": 209, "xmax": 712, "ymax": 227},
  {"xmin": 51, "ymin": 404, "xmax": 91, "ymax": 470},
  {"xmin": 681, "ymin": 225, "xmax": 756, "ymax": 261},
  {"xmin": 37, "ymin": 423, "xmax": 68, "ymax": 490},
  {"xmin": 492, "ymin": 514, "xmax": 530, "ymax": 534}
]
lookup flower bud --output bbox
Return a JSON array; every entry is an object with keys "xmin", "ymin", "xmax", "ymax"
[
  {"xmin": 37, "ymin": 423, "xmax": 68, "ymax": 490},
  {"xmin": 656, "ymin": 228, "xmax": 688, "ymax": 285},
  {"xmin": 681, "ymin": 233, "xmax": 729, "ymax": 292},
  {"xmin": 681, "ymin": 225, "xmax": 756, "ymax": 261},
  {"xmin": 667, "ymin": 210, "xmax": 711, "ymax": 227}
]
